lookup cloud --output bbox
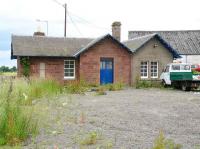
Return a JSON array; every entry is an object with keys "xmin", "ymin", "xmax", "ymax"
[
  {"xmin": 0, "ymin": 50, "xmax": 10, "ymax": 57},
  {"xmin": 0, "ymin": 50, "xmax": 16, "ymax": 67},
  {"xmin": 1, "ymin": 0, "xmax": 200, "ymax": 67}
]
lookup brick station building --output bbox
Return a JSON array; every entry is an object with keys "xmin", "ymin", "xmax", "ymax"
[{"xmin": 11, "ymin": 22, "xmax": 180, "ymax": 85}]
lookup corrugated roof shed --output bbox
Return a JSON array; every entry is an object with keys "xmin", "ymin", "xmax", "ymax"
[{"xmin": 128, "ymin": 30, "xmax": 200, "ymax": 55}]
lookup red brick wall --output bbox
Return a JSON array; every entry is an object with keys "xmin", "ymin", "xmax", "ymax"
[
  {"xmin": 17, "ymin": 38, "xmax": 131, "ymax": 85},
  {"xmin": 79, "ymin": 38, "xmax": 131, "ymax": 85},
  {"xmin": 17, "ymin": 57, "xmax": 79, "ymax": 84}
]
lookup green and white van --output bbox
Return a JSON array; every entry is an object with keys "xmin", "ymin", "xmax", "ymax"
[{"xmin": 160, "ymin": 63, "xmax": 200, "ymax": 91}]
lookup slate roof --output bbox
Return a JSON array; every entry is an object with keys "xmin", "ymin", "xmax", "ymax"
[
  {"xmin": 11, "ymin": 34, "xmax": 132, "ymax": 59},
  {"xmin": 124, "ymin": 34, "xmax": 156, "ymax": 52},
  {"xmin": 123, "ymin": 33, "xmax": 181, "ymax": 58},
  {"xmin": 128, "ymin": 30, "xmax": 200, "ymax": 55},
  {"xmin": 74, "ymin": 34, "xmax": 132, "ymax": 57},
  {"xmin": 11, "ymin": 35, "xmax": 94, "ymax": 58}
]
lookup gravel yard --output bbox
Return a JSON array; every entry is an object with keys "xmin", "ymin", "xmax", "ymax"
[{"xmin": 25, "ymin": 88, "xmax": 200, "ymax": 149}]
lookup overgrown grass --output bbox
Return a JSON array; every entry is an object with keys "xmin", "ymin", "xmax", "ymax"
[
  {"xmin": 80, "ymin": 131, "xmax": 99, "ymax": 145},
  {"xmin": 0, "ymin": 78, "xmax": 63, "ymax": 146},
  {"xmin": 136, "ymin": 79, "xmax": 163, "ymax": 89},
  {"xmin": 0, "ymin": 80, "xmax": 38, "ymax": 146},
  {"xmin": 13, "ymin": 78, "xmax": 63, "ymax": 105},
  {"xmin": 96, "ymin": 86, "xmax": 107, "ymax": 95},
  {"xmin": 95, "ymin": 82, "xmax": 125, "ymax": 95},
  {"xmin": 152, "ymin": 131, "xmax": 182, "ymax": 149},
  {"xmin": 64, "ymin": 80, "xmax": 88, "ymax": 94},
  {"xmin": 0, "ymin": 72, "xmax": 17, "ymax": 76},
  {"xmin": 106, "ymin": 82, "xmax": 125, "ymax": 91}
]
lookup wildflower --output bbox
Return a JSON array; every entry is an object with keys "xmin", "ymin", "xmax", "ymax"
[
  {"xmin": 23, "ymin": 93, "xmax": 28, "ymax": 100},
  {"xmin": 62, "ymin": 102, "xmax": 68, "ymax": 106}
]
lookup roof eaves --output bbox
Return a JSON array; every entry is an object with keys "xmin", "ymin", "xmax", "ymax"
[
  {"xmin": 131, "ymin": 33, "xmax": 157, "ymax": 53},
  {"xmin": 155, "ymin": 34, "xmax": 181, "ymax": 58},
  {"xmin": 73, "ymin": 34, "xmax": 109, "ymax": 57}
]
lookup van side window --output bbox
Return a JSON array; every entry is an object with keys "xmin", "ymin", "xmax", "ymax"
[
  {"xmin": 165, "ymin": 66, "xmax": 170, "ymax": 72},
  {"xmin": 172, "ymin": 65, "xmax": 180, "ymax": 70},
  {"xmin": 182, "ymin": 65, "xmax": 190, "ymax": 70}
]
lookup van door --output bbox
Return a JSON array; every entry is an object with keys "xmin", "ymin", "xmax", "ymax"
[{"xmin": 160, "ymin": 65, "xmax": 171, "ymax": 85}]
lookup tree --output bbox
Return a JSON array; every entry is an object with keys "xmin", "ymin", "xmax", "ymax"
[
  {"xmin": 0, "ymin": 66, "xmax": 17, "ymax": 72},
  {"xmin": 10, "ymin": 66, "xmax": 17, "ymax": 72}
]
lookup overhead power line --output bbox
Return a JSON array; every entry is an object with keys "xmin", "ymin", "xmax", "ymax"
[
  {"xmin": 68, "ymin": 11, "xmax": 110, "ymax": 31},
  {"xmin": 51, "ymin": 0, "xmax": 110, "ymax": 36},
  {"xmin": 52, "ymin": 0, "xmax": 67, "ymax": 37},
  {"xmin": 68, "ymin": 13, "xmax": 83, "ymax": 36},
  {"xmin": 52, "ymin": 0, "xmax": 64, "ymax": 7}
]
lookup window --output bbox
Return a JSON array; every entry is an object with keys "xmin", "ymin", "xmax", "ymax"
[
  {"xmin": 151, "ymin": 62, "xmax": 158, "ymax": 78},
  {"xmin": 64, "ymin": 60, "xmax": 75, "ymax": 79},
  {"xmin": 181, "ymin": 65, "xmax": 190, "ymax": 70},
  {"xmin": 165, "ymin": 66, "xmax": 170, "ymax": 72},
  {"xmin": 172, "ymin": 65, "xmax": 180, "ymax": 71},
  {"xmin": 140, "ymin": 61, "xmax": 148, "ymax": 78}
]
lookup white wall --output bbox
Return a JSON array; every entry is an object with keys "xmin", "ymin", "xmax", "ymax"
[{"xmin": 177, "ymin": 55, "xmax": 200, "ymax": 64}]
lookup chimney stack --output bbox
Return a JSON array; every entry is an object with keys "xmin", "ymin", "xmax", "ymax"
[
  {"xmin": 112, "ymin": 21, "xmax": 121, "ymax": 41},
  {"xmin": 33, "ymin": 26, "xmax": 45, "ymax": 36},
  {"xmin": 33, "ymin": 31, "xmax": 45, "ymax": 36}
]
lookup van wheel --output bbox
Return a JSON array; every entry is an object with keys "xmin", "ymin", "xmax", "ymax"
[
  {"xmin": 181, "ymin": 83, "xmax": 191, "ymax": 91},
  {"xmin": 162, "ymin": 80, "xmax": 167, "ymax": 87}
]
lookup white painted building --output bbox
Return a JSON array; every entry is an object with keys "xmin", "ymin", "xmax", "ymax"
[
  {"xmin": 128, "ymin": 30, "xmax": 200, "ymax": 64},
  {"xmin": 178, "ymin": 55, "xmax": 200, "ymax": 64}
]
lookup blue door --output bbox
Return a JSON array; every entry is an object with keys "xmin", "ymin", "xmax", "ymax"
[{"xmin": 100, "ymin": 58, "xmax": 113, "ymax": 85}]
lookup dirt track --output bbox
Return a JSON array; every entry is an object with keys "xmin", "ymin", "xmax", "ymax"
[{"xmin": 25, "ymin": 88, "xmax": 200, "ymax": 149}]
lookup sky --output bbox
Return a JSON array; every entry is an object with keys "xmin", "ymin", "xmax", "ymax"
[{"xmin": 1, "ymin": 0, "xmax": 200, "ymax": 67}]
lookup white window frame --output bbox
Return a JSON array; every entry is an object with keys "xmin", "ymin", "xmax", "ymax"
[
  {"xmin": 64, "ymin": 60, "xmax": 75, "ymax": 79},
  {"xmin": 151, "ymin": 61, "xmax": 158, "ymax": 78},
  {"xmin": 140, "ymin": 61, "xmax": 148, "ymax": 79}
]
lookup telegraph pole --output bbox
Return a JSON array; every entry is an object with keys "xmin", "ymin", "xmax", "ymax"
[
  {"xmin": 52, "ymin": 0, "xmax": 67, "ymax": 37},
  {"xmin": 64, "ymin": 3, "xmax": 67, "ymax": 37}
]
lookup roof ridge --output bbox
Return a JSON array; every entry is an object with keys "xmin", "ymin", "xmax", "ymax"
[
  {"xmin": 12, "ymin": 34, "xmax": 95, "ymax": 40},
  {"xmin": 123, "ymin": 33, "xmax": 157, "ymax": 43},
  {"xmin": 129, "ymin": 30, "xmax": 200, "ymax": 32}
]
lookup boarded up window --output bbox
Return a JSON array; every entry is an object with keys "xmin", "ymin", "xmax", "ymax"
[{"xmin": 39, "ymin": 63, "xmax": 45, "ymax": 78}]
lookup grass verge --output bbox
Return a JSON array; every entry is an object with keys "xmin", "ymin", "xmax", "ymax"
[{"xmin": 0, "ymin": 79, "xmax": 38, "ymax": 146}]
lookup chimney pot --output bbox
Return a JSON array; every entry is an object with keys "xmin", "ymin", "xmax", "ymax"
[
  {"xmin": 33, "ymin": 26, "xmax": 45, "ymax": 36},
  {"xmin": 112, "ymin": 21, "xmax": 121, "ymax": 41},
  {"xmin": 33, "ymin": 31, "xmax": 45, "ymax": 36}
]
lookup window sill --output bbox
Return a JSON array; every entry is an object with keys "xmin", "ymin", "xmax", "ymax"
[
  {"xmin": 64, "ymin": 77, "xmax": 75, "ymax": 80},
  {"xmin": 151, "ymin": 77, "xmax": 158, "ymax": 79}
]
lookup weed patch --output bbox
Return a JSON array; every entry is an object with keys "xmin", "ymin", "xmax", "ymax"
[
  {"xmin": 152, "ymin": 131, "xmax": 182, "ymax": 149},
  {"xmin": 13, "ymin": 78, "xmax": 62, "ymax": 105},
  {"xmin": 106, "ymin": 82, "xmax": 125, "ymax": 91},
  {"xmin": 80, "ymin": 131, "xmax": 98, "ymax": 145},
  {"xmin": 136, "ymin": 79, "xmax": 162, "ymax": 89},
  {"xmin": 64, "ymin": 80, "xmax": 88, "ymax": 94},
  {"xmin": 95, "ymin": 82, "xmax": 125, "ymax": 95}
]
